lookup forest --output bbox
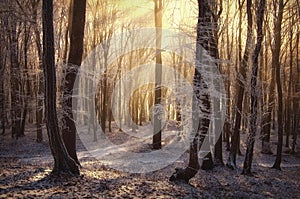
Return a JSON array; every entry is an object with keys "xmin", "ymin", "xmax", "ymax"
[{"xmin": 0, "ymin": 0, "xmax": 299, "ymax": 198}]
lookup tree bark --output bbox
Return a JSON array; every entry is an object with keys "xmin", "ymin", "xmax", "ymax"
[
  {"xmin": 62, "ymin": 0, "xmax": 86, "ymax": 165},
  {"xmin": 291, "ymin": 30, "xmax": 299, "ymax": 154},
  {"xmin": 42, "ymin": 0, "xmax": 79, "ymax": 175},
  {"xmin": 8, "ymin": 5, "xmax": 22, "ymax": 139},
  {"xmin": 153, "ymin": 0, "xmax": 163, "ymax": 149},
  {"xmin": 227, "ymin": 0, "xmax": 252, "ymax": 169},
  {"xmin": 272, "ymin": 0, "xmax": 284, "ymax": 170},
  {"xmin": 170, "ymin": 0, "xmax": 213, "ymax": 182},
  {"xmin": 242, "ymin": 0, "xmax": 265, "ymax": 175},
  {"xmin": 0, "ymin": 28, "xmax": 5, "ymax": 135},
  {"xmin": 31, "ymin": 0, "xmax": 44, "ymax": 143}
]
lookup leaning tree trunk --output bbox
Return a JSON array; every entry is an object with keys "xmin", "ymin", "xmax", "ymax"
[
  {"xmin": 42, "ymin": 0, "xmax": 79, "ymax": 175},
  {"xmin": 272, "ymin": 0, "xmax": 284, "ymax": 170},
  {"xmin": 61, "ymin": 0, "xmax": 86, "ymax": 165},
  {"xmin": 242, "ymin": 0, "xmax": 265, "ymax": 175}
]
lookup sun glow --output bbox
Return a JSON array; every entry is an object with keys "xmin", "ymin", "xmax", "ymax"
[{"xmin": 113, "ymin": 0, "xmax": 197, "ymax": 29}]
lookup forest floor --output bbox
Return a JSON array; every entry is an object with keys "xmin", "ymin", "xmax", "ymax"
[{"xmin": 0, "ymin": 124, "xmax": 300, "ymax": 198}]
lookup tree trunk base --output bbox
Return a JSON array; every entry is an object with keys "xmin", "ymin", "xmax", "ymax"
[
  {"xmin": 201, "ymin": 152, "xmax": 214, "ymax": 170},
  {"xmin": 52, "ymin": 157, "xmax": 80, "ymax": 175},
  {"xmin": 226, "ymin": 155, "xmax": 237, "ymax": 170},
  {"xmin": 272, "ymin": 164, "xmax": 282, "ymax": 171},
  {"xmin": 169, "ymin": 167, "xmax": 198, "ymax": 184},
  {"xmin": 241, "ymin": 169, "xmax": 254, "ymax": 176}
]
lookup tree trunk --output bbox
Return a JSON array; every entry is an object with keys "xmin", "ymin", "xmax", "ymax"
[
  {"xmin": 227, "ymin": 0, "xmax": 252, "ymax": 169},
  {"xmin": 153, "ymin": 0, "xmax": 163, "ymax": 149},
  {"xmin": 291, "ymin": 31, "xmax": 299, "ymax": 154},
  {"xmin": 20, "ymin": 22, "xmax": 31, "ymax": 137},
  {"xmin": 8, "ymin": 9, "xmax": 22, "ymax": 139},
  {"xmin": 0, "ymin": 31, "xmax": 5, "ymax": 135},
  {"xmin": 31, "ymin": 0, "xmax": 44, "ymax": 143},
  {"xmin": 42, "ymin": 0, "xmax": 79, "ymax": 175},
  {"xmin": 242, "ymin": 0, "xmax": 265, "ymax": 175},
  {"xmin": 285, "ymin": 8, "xmax": 294, "ymax": 149},
  {"xmin": 61, "ymin": 0, "xmax": 86, "ymax": 165},
  {"xmin": 272, "ymin": 0, "xmax": 284, "ymax": 170},
  {"xmin": 170, "ymin": 0, "xmax": 213, "ymax": 182},
  {"xmin": 0, "ymin": 14, "xmax": 6, "ymax": 135},
  {"xmin": 261, "ymin": 27, "xmax": 274, "ymax": 154}
]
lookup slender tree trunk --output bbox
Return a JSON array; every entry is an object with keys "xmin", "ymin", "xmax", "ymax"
[
  {"xmin": 153, "ymin": 0, "xmax": 163, "ymax": 149},
  {"xmin": 0, "ymin": 34, "xmax": 5, "ymax": 135},
  {"xmin": 20, "ymin": 23, "xmax": 31, "ymax": 137},
  {"xmin": 62, "ymin": 0, "xmax": 86, "ymax": 165},
  {"xmin": 291, "ymin": 31, "xmax": 299, "ymax": 154},
  {"xmin": 31, "ymin": 0, "xmax": 44, "ymax": 143},
  {"xmin": 261, "ymin": 30, "xmax": 274, "ymax": 154},
  {"xmin": 101, "ymin": 61, "xmax": 108, "ymax": 134},
  {"xmin": 9, "ymin": 12, "xmax": 22, "ymax": 139},
  {"xmin": 42, "ymin": 0, "xmax": 79, "ymax": 175},
  {"xmin": 262, "ymin": 100, "xmax": 274, "ymax": 154},
  {"xmin": 227, "ymin": 0, "xmax": 252, "ymax": 169},
  {"xmin": 211, "ymin": 5, "xmax": 223, "ymax": 168},
  {"xmin": 242, "ymin": 0, "xmax": 265, "ymax": 175},
  {"xmin": 272, "ymin": 0, "xmax": 284, "ymax": 170},
  {"xmin": 285, "ymin": 9, "xmax": 294, "ymax": 149}
]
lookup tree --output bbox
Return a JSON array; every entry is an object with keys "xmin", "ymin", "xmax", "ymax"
[
  {"xmin": 61, "ymin": 0, "xmax": 86, "ymax": 164},
  {"xmin": 153, "ymin": 0, "xmax": 163, "ymax": 149},
  {"xmin": 169, "ymin": 0, "xmax": 214, "ymax": 182},
  {"xmin": 30, "ymin": 0, "xmax": 44, "ymax": 143},
  {"xmin": 227, "ymin": 0, "xmax": 253, "ymax": 169},
  {"xmin": 0, "ymin": 11, "xmax": 6, "ymax": 135},
  {"xmin": 8, "ymin": 1, "xmax": 22, "ymax": 139},
  {"xmin": 291, "ymin": 13, "xmax": 299, "ymax": 154},
  {"xmin": 242, "ymin": 0, "xmax": 266, "ymax": 175},
  {"xmin": 272, "ymin": 0, "xmax": 284, "ymax": 170},
  {"xmin": 42, "ymin": 0, "xmax": 79, "ymax": 175}
]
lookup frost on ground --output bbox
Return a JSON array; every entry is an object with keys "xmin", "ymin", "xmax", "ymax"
[{"xmin": 0, "ymin": 124, "xmax": 300, "ymax": 198}]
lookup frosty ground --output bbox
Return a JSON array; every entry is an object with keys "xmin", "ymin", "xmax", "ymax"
[{"xmin": 0, "ymin": 124, "xmax": 299, "ymax": 198}]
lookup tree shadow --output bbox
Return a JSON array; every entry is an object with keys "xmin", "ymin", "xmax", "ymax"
[{"xmin": 0, "ymin": 168, "xmax": 109, "ymax": 196}]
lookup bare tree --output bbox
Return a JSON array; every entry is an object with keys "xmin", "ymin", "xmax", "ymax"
[
  {"xmin": 61, "ymin": 0, "xmax": 86, "ymax": 164},
  {"xmin": 227, "ymin": 0, "xmax": 253, "ymax": 169},
  {"xmin": 242, "ymin": 0, "xmax": 266, "ymax": 175},
  {"xmin": 42, "ymin": 0, "xmax": 79, "ymax": 175},
  {"xmin": 169, "ymin": 0, "xmax": 214, "ymax": 182},
  {"xmin": 8, "ymin": 1, "xmax": 22, "ymax": 139},
  {"xmin": 272, "ymin": 0, "xmax": 285, "ymax": 170},
  {"xmin": 153, "ymin": 0, "xmax": 163, "ymax": 149}
]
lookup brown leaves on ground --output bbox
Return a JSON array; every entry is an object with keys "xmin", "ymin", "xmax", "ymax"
[
  {"xmin": 0, "ymin": 127, "xmax": 300, "ymax": 198},
  {"xmin": 1, "ymin": 158, "xmax": 300, "ymax": 198}
]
